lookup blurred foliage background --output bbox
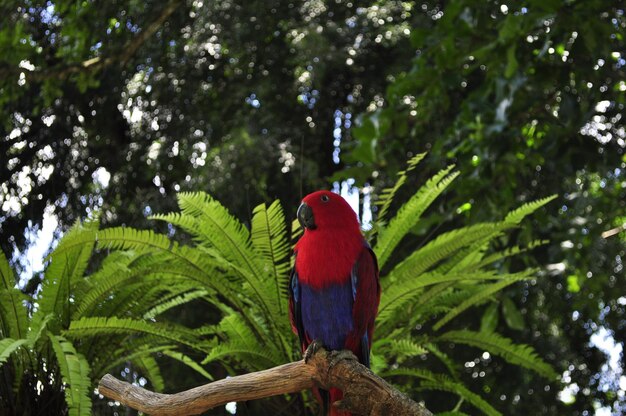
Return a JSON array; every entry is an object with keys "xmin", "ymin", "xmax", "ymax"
[{"xmin": 0, "ymin": 0, "xmax": 624, "ymax": 414}]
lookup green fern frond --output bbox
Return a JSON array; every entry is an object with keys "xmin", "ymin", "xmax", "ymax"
[
  {"xmin": 378, "ymin": 270, "xmax": 512, "ymax": 323},
  {"xmin": 424, "ymin": 343, "xmax": 458, "ymax": 379},
  {"xmin": 433, "ymin": 272, "xmax": 534, "ymax": 330},
  {"xmin": 42, "ymin": 217, "xmax": 98, "ymax": 261},
  {"xmin": 251, "ymin": 200, "xmax": 291, "ymax": 312},
  {"xmin": 383, "ymin": 338, "xmax": 428, "ymax": 360},
  {"xmin": 476, "ymin": 240, "xmax": 548, "ymax": 269},
  {"xmin": 437, "ymin": 330, "xmax": 558, "ymax": 379},
  {"xmin": 133, "ymin": 354, "xmax": 165, "ymax": 392},
  {"xmin": 152, "ymin": 197, "xmax": 281, "ymax": 323},
  {"xmin": 0, "ymin": 338, "xmax": 27, "ymax": 366},
  {"xmin": 0, "ymin": 249, "xmax": 16, "ymax": 290},
  {"xmin": 386, "ymin": 223, "xmax": 507, "ymax": 289},
  {"xmin": 142, "ymin": 289, "xmax": 209, "ymax": 319},
  {"xmin": 66, "ymin": 317, "xmax": 209, "ymax": 353},
  {"xmin": 0, "ymin": 250, "xmax": 24, "ymax": 337},
  {"xmin": 375, "ymin": 152, "xmax": 427, "ymax": 222},
  {"xmin": 375, "ymin": 165, "xmax": 459, "ymax": 268},
  {"xmin": 0, "ymin": 289, "xmax": 28, "ymax": 340},
  {"xmin": 203, "ymin": 314, "xmax": 282, "ymax": 369},
  {"xmin": 162, "ymin": 350, "xmax": 213, "ymax": 380},
  {"xmin": 73, "ymin": 263, "xmax": 132, "ymax": 318},
  {"xmin": 384, "ymin": 368, "xmax": 500, "ymax": 416},
  {"xmin": 48, "ymin": 334, "xmax": 92, "ymax": 416},
  {"xmin": 94, "ymin": 235, "xmax": 249, "ymax": 315},
  {"xmin": 26, "ymin": 313, "xmax": 53, "ymax": 347},
  {"xmin": 154, "ymin": 192, "xmax": 264, "ymax": 280},
  {"xmin": 36, "ymin": 221, "xmax": 98, "ymax": 330},
  {"xmin": 504, "ymin": 195, "xmax": 557, "ymax": 224},
  {"xmin": 203, "ymin": 342, "xmax": 279, "ymax": 370},
  {"xmin": 97, "ymin": 344, "xmax": 174, "ymax": 376},
  {"xmin": 291, "ymin": 218, "xmax": 303, "ymax": 241},
  {"xmin": 96, "ymin": 227, "xmax": 174, "ymax": 252},
  {"xmin": 418, "ymin": 377, "xmax": 501, "ymax": 416}
]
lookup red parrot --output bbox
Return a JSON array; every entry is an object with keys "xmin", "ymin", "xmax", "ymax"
[{"xmin": 289, "ymin": 190, "xmax": 380, "ymax": 416}]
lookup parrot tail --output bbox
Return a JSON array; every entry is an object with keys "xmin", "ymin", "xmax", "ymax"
[{"xmin": 328, "ymin": 387, "xmax": 350, "ymax": 416}]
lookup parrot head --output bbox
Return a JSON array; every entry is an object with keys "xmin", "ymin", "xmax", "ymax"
[{"xmin": 297, "ymin": 190, "xmax": 359, "ymax": 231}]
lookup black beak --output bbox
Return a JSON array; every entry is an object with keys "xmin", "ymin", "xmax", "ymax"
[{"xmin": 297, "ymin": 202, "xmax": 316, "ymax": 230}]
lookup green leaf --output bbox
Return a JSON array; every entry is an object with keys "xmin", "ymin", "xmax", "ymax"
[
  {"xmin": 433, "ymin": 272, "xmax": 533, "ymax": 331},
  {"xmin": 502, "ymin": 297, "xmax": 525, "ymax": 330},
  {"xmin": 378, "ymin": 270, "xmax": 516, "ymax": 323},
  {"xmin": 0, "ymin": 338, "xmax": 27, "ymax": 366},
  {"xmin": 0, "ymin": 250, "xmax": 28, "ymax": 339},
  {"xmin": 48, "ymin": 334, "xmax": 92, "ymax": 416},
  {"xmin": 250, "ymin": 200, "xmax": 291, "ymax": 313},
  {"xmin": 66, "ymin": 317, "xmax": 208, "ymax": 353},
  {"xmin": 504, "ymin": 195, "xmax": 557, "ymax": 224},
  {"xmin": 162, "ymin": 350, "xmax": 213, "ymax": 381},
  {"xmin": 385, "ymin": 223, "xmax": 507, "ymax": 288},
  {"xmin": 37, "ymin": 219, "xmax": 98, "ymax": 329},
  {"xmin": 375, "ymin": 165, "xmax": 459, "ymax": 268},
  {"xmin": 481, "ymin": 303, "xmax": 499, "ymax": 333},
  {"xmin": 374, "ymin": 153, "xmax": 426, "ymax": 223},
  {"xmin": 437, "ymin": 330, "xmax": 558, "ymax": 379},
  {"xmin": 505, "ymin": 44, "xmax": 518, "ymax": 78},
  {"xmin": 384, "ymin": 368, "xmax": 501, "ymax": 416},
  {"xmin": 133, "ymin": 354, "xmax": 165, "ymax": 392},
  {"xmin": 566, "ymin": 275, "xmax": 581, "ymax": 293}
]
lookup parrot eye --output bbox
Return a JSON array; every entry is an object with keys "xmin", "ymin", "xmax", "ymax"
[{"xmin": 320, "ymin": 194, "xmax": 330, "ymax": 202}]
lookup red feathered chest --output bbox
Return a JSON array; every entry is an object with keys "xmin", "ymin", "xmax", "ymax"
[{"xmin": 294, "ymin": 228, "xmax": 365, "ymax": 290}]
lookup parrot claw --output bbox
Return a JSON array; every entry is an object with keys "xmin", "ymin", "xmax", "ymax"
[
  {"xmin": 328, "ymin": 349, "xmax": 356, "ymax": 371},
  {"xmin": 304, "ymin": 340, "xmax": 323, "ymax": 363}
]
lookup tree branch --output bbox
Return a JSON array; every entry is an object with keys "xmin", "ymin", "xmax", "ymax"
[
  {"xmin": 98, "ymin": 348, "xmax": 433, "ymax": 416},
  {"xmin": 0, "ymin": 0, "xmax": 183, "ymax": 82}
]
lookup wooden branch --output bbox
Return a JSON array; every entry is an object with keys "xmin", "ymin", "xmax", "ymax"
[{"xmin": 98, "ymin": 348, "xmax": 432, "ymax": 416}]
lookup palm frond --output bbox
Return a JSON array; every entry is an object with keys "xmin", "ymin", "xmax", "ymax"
[
  {"xmin": 375, "ymin": 165, "xmax": 459, "ymax": 268},
  {"xmin": 48, "ymin": 334, "xmax": 92, "ymax": 416},
  {"xmin": 436, "ymin": 330, "xmax": 558, "ymax": 379}
]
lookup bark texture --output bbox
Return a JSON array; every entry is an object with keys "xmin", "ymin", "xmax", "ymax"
[{"xmin": 98, "ymin": 347, "xmax": 432, "ymax": 416}]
